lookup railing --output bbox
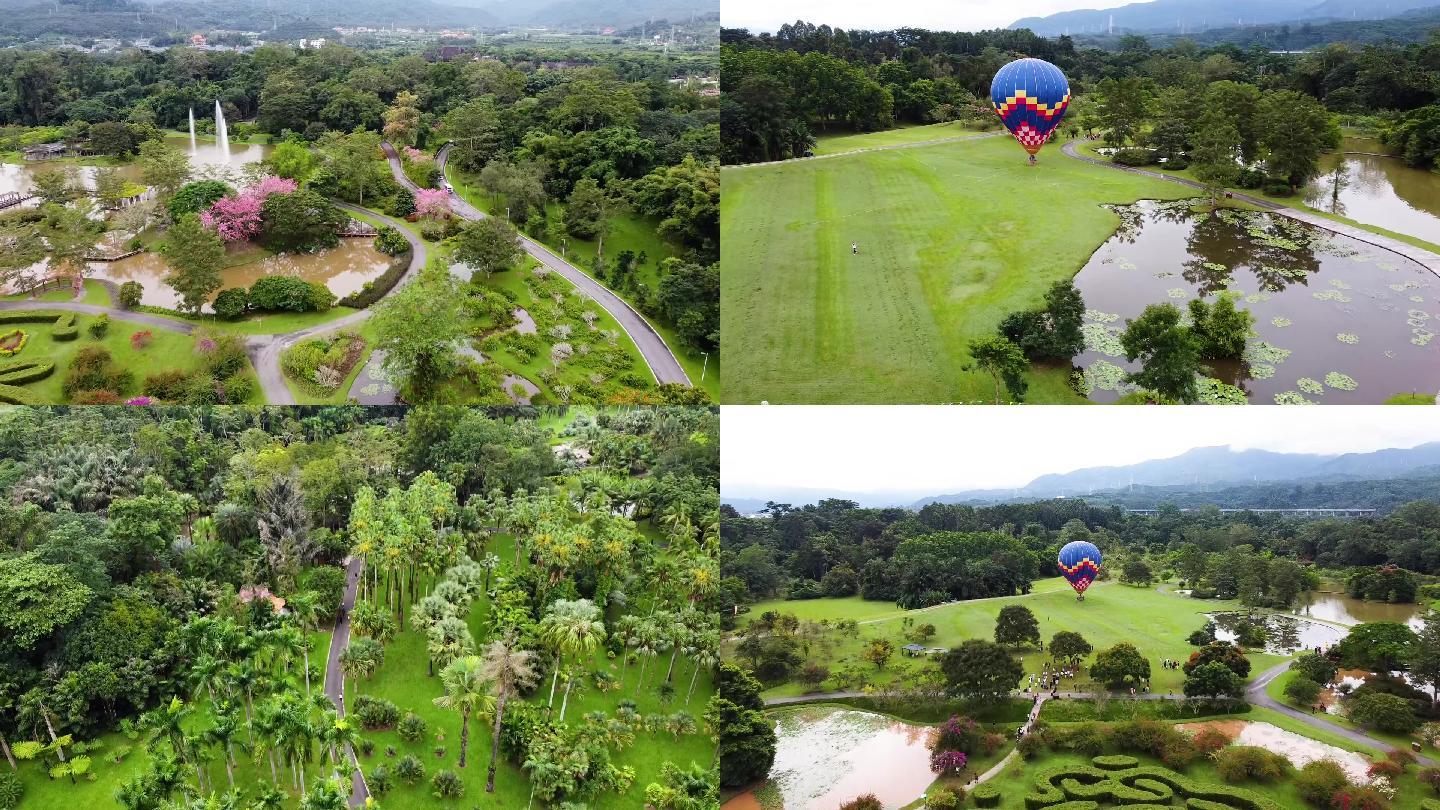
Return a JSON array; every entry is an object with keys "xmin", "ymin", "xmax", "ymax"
[
  {"xmin": 0, "ymin": 192, "xmax": 34, "ymax": 210},
  {"xmin": 17, "ymin": 275, "xmax": 77, "ymax": 296}
]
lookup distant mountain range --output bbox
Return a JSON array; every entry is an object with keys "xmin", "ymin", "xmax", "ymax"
[
  {"xmin": 441, "ymin": 0, "xmax": 717, "ymax": 28},
  {"xmin": 722, "ymin": 442, "xmax": 1440, "ymax": 513},
  {"xmin": 1009, "ymin": 0, "xmax": 1440, "ymax": 36}
]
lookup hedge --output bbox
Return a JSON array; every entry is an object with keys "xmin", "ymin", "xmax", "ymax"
[
  {"xmin": 0, "ymin": 310, "xmax": 78, "ymax": 340},
  {"xmin": 337, "ymin": 248, "xmax": 412, "ymax": 309},
  {"xmin": 1092, "ymin": 755, "xmax": 1139, "ymax": 770},
  {"xmin": 971, "ymin": 784, "xmax": 1002, "ymax": 808},
  {"xmin": 1421, "ymin": 801, "xmax": 1440, "ymax": 810},
  {"xmin": 1025, "ymin": 764, "xmax": 1283, "ymax": 810},
  {"xmin": 0, "ymin": 360, "xmax": 55, "ymax": 404}
]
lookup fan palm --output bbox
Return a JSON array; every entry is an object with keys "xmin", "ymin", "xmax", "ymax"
[
  {"xmin": 480, "ymin": 634, "xmax": 539, "ymax": 793},
  {"xmin": 432, "ymin": 655, "xmax": 495, "ymax": 768}
]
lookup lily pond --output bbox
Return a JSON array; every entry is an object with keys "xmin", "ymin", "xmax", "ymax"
[
  {"xmin": 722, "ymin": 707, "xmax": 938, "ymax": 810},
  {"xmin": 1073, "ymin": 199, "xmax": 1438, "ymax": 404}
]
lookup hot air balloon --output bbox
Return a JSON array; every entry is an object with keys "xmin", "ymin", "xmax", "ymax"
[
  {"xmin": 1057, "ymin": 540, "xmax": 1101, "ymax": 601},
  {"xmin": 990, "ymin": 58, "xmax": 1071, "ymax": 162}
]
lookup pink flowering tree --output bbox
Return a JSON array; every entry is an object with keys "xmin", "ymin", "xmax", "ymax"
[
  {"xmin": 403, "ymin": 146, "xmax": 430, "ymax": 164},
  {"xmin": 929, "ymin": 750, "xmax": 967, "ymax": 776},
  {"xmin": 200, "ymin": 176, "xmax": 299, "ymax": 243},
  {"xmin": 414, "ymin": 187, "xmax": 452, "ymax": 219}
]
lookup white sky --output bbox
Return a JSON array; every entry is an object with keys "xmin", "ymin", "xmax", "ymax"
[
  {"xmin": 721, "ymin": 406, "xmax": 1440, "ymax": 497},
  {"xmin": 722, "ymin": 0, "xmax": 1136, "ymax": 33}
]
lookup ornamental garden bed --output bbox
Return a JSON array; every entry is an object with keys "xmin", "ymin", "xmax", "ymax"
[{"xmin": 0, "ymin": 328, "xmax": 27, "ymax": 355}]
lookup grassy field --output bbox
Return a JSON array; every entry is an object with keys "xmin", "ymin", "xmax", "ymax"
[
  {"xmin": 444, "ymin": 166, "xmax": 720, "ymax": 399},
  {"xmin": 346, "ymin": 532, "xmax": 715, "ymax": 810},
  {"xmin": 1, "ymin": 311, "xmax": 262, "ymax": 404},
  {"xmin": 720, "ymin": 133, "xmax": 1194, "ymax": 403},
  {"xmin": 739, "ymin": 580, "xmax": 1285, "ymax": 698},
  {"xmin": 1264, "ymin": 667, "xmax": 1439, "ymax": 760},
  {"xmin": 812, "ymin": 122, "xmax": 992, "ymax": 155}
]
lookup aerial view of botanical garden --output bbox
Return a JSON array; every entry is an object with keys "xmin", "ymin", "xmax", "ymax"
[
  {"xmin": 0, "ymin": 10, "xmax": 718, "ymax": 406},
  {"xmin": 719, "ymin": 19, "xmax": 1440, "ymax": 405},
  {"xmin": 0, "ymin": 404, "xmax": 719, "ymax": 809},
  {"xmin": 719, "ymin": 407, "xmax": 1440, "ymax": 810}
]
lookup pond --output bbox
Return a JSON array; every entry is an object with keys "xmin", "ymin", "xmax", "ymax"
[
  {"xmin": 1073, "ymin": 199, "xmax": 1438, "ymax": 404},
  {"xmin": 0, "ymin": 135, "xmax": 272, "ymax": 196},
  {"xmin": 87, "ymin": 239, "xmax": 391, "ymax": 311},
  {"xmin": 722, "ymin": 706, "xmax": 938, "ymax": 810},
  {"xmin": 1296, "ymin": 590, "xmax": 1428, "ymax": 631},
  {"xmin": 1206, "ymin": 611, "xmax": 1345, "ymax": 654},
  {"xmin": 1306, "ymin": 137, "xmax": 1440, "ymax": 245}
]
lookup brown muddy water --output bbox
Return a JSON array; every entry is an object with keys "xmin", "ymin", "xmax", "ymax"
[
  {"xmin": 1297, "ymin": 590, "xmax": 1428, "ymax": 630},
  {"xmin": 729, "ymin": 706, "xmax": 938, "ymax": 810},
  {"xmin": 1306, "ymin": 138, "xmax": 1440, "ymax": 245},
  {"xmin": 1207, "ymin": 611, "xmax": 1345, "ymax": 654},
  {"xmin": 88, "ymin": 240, "xmax": 391, "ymax": 310},
  {"xmin": 1073, "ymin": 199, "xmax": 1438, "ymax": 404},
  {"xmin": 0, "ymin": 136, "xmax": 271, "ymax": 196}
]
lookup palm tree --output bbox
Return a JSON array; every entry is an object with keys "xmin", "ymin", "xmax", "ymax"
[
  {"xmin": 432, "ymin": 656, "xmax": 494, "ymax": 768},
  {"xmin": 188, "ymin": 655, "xmax": 224, "ymax": 703},
  {"xmin": 298, "ymin": 775, "xmax": 349, "ymax": 810},
  {"xmin": 251, "ymin": 701, "xmax": 284, "ymax": 787},
  {"xmin": 686, "ymin": 628, "xmax": 720, "ymax": 704},
  {"xmin": 478, "ymin": 552, "xmax": 500, "ymax": 591},
  {"xmin": 224, "ymin": 662, "xmax": 259, "ymax": 745},
  {"xmin": 319, "ymin": 711, "xmax": 359, "ymax": 772},
  {"xmin": 480, "ymin": 634, "xmax": 539, "ymax": 793},
  {"xmin": 271, "ymin": 626, "xmax": 311, "ymax": 696},
  {"xmin": 426, "ymin": 616, "xmax": 475, "ymax": 677},
  {"xmin": 538, "ymin": 599, "xmax": 603, "ymax": 713},
  {"xmin": 633, "ymin": 619, "xmax": 662, "ymax": 693},
  {"xmin": 205, "ymin": 708, "xmax": 249, "ymax": 791}
]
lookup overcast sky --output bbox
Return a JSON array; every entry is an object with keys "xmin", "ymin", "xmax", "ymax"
[
  {"xmin": 721, "ymin": 406, "xmax": 1440, "ymax": 498},
  {"xmin": 723, "ymin": 0, "xmax": 1136, "ymax": 33}
]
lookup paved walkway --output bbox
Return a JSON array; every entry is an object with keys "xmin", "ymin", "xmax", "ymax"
[
  {"xmin": 322, "ymin": 556, "xmax": 370, "ymax": 807},
  {"xmin": 423, "ymin": 141, "xmax": 691, "ymax": 386},
  {"xmin": 1060, "ymin": 139, "xmax": 1440, "ymax": 279}
]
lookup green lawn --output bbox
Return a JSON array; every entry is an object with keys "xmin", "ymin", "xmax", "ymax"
[
  {"xmin": 812, "ymin": 122, "xmax": 991, "ymax": 155},
  {"xmin": 1264, "ymin": 667, "xmax": 1439, "ymax": 760},
  {"xmin": 739, "ymin": 581, "xmax": 1284, "ymax": 698},
  {"xmin": 743, "ymin": 577, "xmax": 1077, "ymax": 627},
  {"xmin": 3, "ymin": 312, "xmax": 262, "ymax": 404},
  {"xmin": 720, "ymin": 133, "xmax": 1195, "ymax": 404},
  {"xmin": 444, "ymin": 166, "xmax": 719, "ymax": 399},
  {"xmin": 346, "ymin": 530, "xmax": 715, "ymax": 810}
]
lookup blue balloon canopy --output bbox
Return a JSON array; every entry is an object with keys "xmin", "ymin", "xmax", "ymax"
[
  {"xmin": 1057, "ymin": 540, "xmax": 1102, "ymax": 597},
  {"xmin": 990, "ymin": 58, "xmax": 1071, "ymax": 156}
]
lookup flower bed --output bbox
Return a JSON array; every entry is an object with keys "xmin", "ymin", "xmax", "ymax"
[{"xmin": 0, "ymin": 329, "xmax": 27, "ymax": 356}]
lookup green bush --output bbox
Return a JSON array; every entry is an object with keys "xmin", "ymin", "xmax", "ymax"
[
  {"xmin": 1111, "ymin": 148, "xmax": 1156, "ymax": 166},
  {"xmin": 0, "ymin": 772, "xmax": 22, "ymax": 810},
  {"xmin": 52, "ymin": 311, "xmax": 78, "ymax": 340},
  {"xmin": 212, "ymin": 287, "xmax": 249, "ymax": 320},
  {"xmin": 354, "ymin": 695, "xmax": 401, "ymax": 729},
  {"xmin": 394, "ymin": 754, "xmax": 424, "ymax": 785},
  {"xmin": 249, "ymin": 276, "xmax": 335, "ymax": 312},
  {"xmin": 368, "ymin": 764, "xmax": 392, "ymax": 794},
  {"xmin": 63, "ymin": 346, "xmax": 131, "ymax": 399},
  {"xmin": 1093, "ymin": 755, "xmax": 1139, "ymax": 770},
  {"xmin": 397, "ymin": 712, "xmax": 426, "ymax": 742},
  {"xmin": 373, "ymin": 225, "xmax": 409, "ymax": 256},
  {"xmin": 430, "ymin": 769, "xmax": 463, "ymax": 798},
  {"xmin": 142, "ymin": 369, "xmax": 196, "ymax": 401},
  {"xmin": 88, "ymin": 313, "xmax": 109, "ymax": 338},
  {"xmin": 1419, "ymin": 800, "xmax": 1440, "ymax": 810},
  {"xmin": 971, "ymin": 784, "xmax": 1002, "ymax": 807},
  {"xmin": 198, "ymin": 334, "xmax": 247, "ymax": 379},
  {"xmin": 118, "ymin": 281, "xmax": 143, "ymax": 309},
  {"xmin": 1213, "ymin": 746, "xmax": 1291, "ymax": 783},
  {"xmin": 1261, "ymin": 179, "xmax": 1292, "ymax": 196},
  {"xmin": 1236, "ymin": 168, "xmax": 1265, "ymax": 189},
  {"xmin": 168, "ymin": 180, "xmax": 231, "ymax": 220},
  {"xmin": 222, "ymin": 374, "xmax": 254, "ymax": 404}
]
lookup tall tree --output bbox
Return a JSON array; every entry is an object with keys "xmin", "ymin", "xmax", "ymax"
[
  {"xmin": 480, "ymin": 634, "xmax": 539, "ymax": 793},
  {"xmin": 432, "ymin": 656, "xmax": 494, "ymax": 768},
  {"xmin": 967, "ymin": 335, "xmax": 1028, "ymax": 404},
  {"xmin": 1119, "ymin": 303, "xmax": 1202, "ymax": 403},
  {"xmin": 370, "ymin": 261, "xmax": 467, "ymax": 403},
  {"xmin": 162, "ymin": 213, "xmax": 225, "ymax": 314}
]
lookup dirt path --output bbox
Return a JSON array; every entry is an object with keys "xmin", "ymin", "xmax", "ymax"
[
  {"xmin": 323, "ymin": 556, "xmax": 370, "ymax": 807},
  {"xmin": 423, "ymin": 141, "xmax": 692, "ymax": 387}
]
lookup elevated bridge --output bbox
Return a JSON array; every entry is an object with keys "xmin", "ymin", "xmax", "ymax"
[{"xmin": 1125, "ymin": 507, "xmax": 1376, "ymax": 518}]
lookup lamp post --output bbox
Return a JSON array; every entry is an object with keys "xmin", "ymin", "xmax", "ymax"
[{"xmin": 700, "ymin": 352, "xmax": 709, "ymax": 383}]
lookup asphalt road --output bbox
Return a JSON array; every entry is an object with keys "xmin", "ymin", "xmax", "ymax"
[{"xmin": 322, "ymin": 556, "xmax": 370, "ymax": 807}]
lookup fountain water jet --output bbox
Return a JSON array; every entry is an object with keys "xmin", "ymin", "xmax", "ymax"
[
  {"xmin": 188, "ymin": 107, "xmax": 196, "ymax": 153},
  {"xmin": 214, "ymin": 99, "xmax": 230, "ymax": 161}
]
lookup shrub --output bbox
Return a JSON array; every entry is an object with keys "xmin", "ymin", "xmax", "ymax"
[
  {"xmin": 926, "ymin": 786, "xmax": 961, "ymax": 809},
  {"xmin": 197, "ymin": 333, "xmax": 247, "ymax": 379},
  {"xmin": 374, "ymin": 225, "xmax": 409, "ymax": 256},
  {"xmin": 1367, "ymin": 759, "xmax": 1403, "ymax": 779},
  {"xmin": 88, "ymin": 313, "xmax": 109, "ymax": 338},
  {"xmin": 212, "ymin": 287, "xmax": 249, "ymax": 320},
  {"xmin": 1262, "ymin": 178, "xmax": 1292, "ymax": 196},
  {"xmin": 63, "ymin": 346, "xmax": 132, "ymax": 398},
  {"xmin": 430, "ymin": 769, "xmax": 463, "ymax": 798},
  {"xmin": 838, "ymin": 796, "xmax": 882, "ymax": 810},
  {"xmin": 368, "ymin": 764, "xmax": 392, "ymax": 793},
  {"xmin": 222, "ymin": 374, "xmax": 253, "ymax": 404},
  {"xmin": 71, "ymin": 389, "xmax": 124, "ymax": 404},
  {"xmin": 971, "ymin": 784, "xmax": 1002, "ymax": 807},
  {"xmin": 1192, "ymin": 725, "xmax": 1233, "ymax": 755},
  {"xmin": 52, "ymin": 311, "xmax": 78, "ymax": 340},
  {"xmin": 142, "ymin": 369, "xmax": 196, "ymax": 401},
  {"xmin": 130, "ymin": 330, "xmax": 152, "ymax": 349},
  {"xmin": 1349, "ymin": 692, "xmax": 1419, "ymax": 733},
  {"xmin": 1111, "ymin": 148, "xmax": 1156, "ymax": 166},
  {"xmin": 168, "ymin": 180, "xmax": 231, "ymax": 220},
  {"xmin": 398, "ymin": 712, "xmax": 427, "ymax": 742},
  {"xmin": 1214, "ymin": 746, "xmax": 1291, "ymax": 783},
  {"xmin": 394, "ymin": 755, "xmax": 424, "ymax": 785},
  {"xmin": 1236, "ymin": 168, "xmax": 1265, "ymax": 189},
  {"xmin": 1092, "ymin": 755, "xmax": 1139, "ymax": 770},
  {"xmin": 1294, "ymin": 759, "xmax": 1350, "ymax": 805},
  {"xmin": 118, "ymin": 281, "xmax": 143, "ymax": 309},
  {"xmin": 1017, "ymin": 733, "xmax": 1044, "ymax": 759},
  {"xmin": 358, "ymin": 738, "xmax": 375, "ymax": 757},
  {"xmin": 1284, "ymin": 676, "xmax": 1323, "ymax": 706},
  {"xmin": 179, "ymin": 373, "xmax": 222, "ymax": 405},
  {"xmin": 249, "ymin": 275, "xmax": 335, "ymax": 312},
  {"xmin": 0, "ymin": 772, "xmax": 23, "ymax": 810}
]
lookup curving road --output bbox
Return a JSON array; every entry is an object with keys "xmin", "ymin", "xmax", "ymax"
[
  {"xmin": 402, "ymin": 140, "xmax": 690, "ymax": 386},
  {"xmin": 323, "ymin": 556, "xmax": 371, "ymax": 807}
]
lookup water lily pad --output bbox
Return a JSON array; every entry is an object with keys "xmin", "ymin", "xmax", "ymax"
[
  {"xmin": 1244, "ymin": 341, "xmax": 1292, "ymax": 366},
  {"xmin": 1166, "ymin": 288, "xmax": 1187, "ymax": 299},
  {"xmin": 1297, "ymin": 378, "xmax": 1323, "ymax": 395},
  {"xmin": 1328, "ymin": 279, "xmax": 1352, "ymax": 290},
  {"xmin": 1336, "ymin": 333, "xmax": 1359, "ymax": 344},
  {"xmin": 1271, "ymin": 316, "xmax": 1292, "ymax": 328},
  {"xmin": 1274, "ymin": 391, "xmax": 1315, "ymax": 405},
  {"xmin": 1313, "ymin": 290, "xmax": 1352, "ymax": 303},
  {"xmin": 1083, "ymin": 361, "xmax": 1129, "ymax": 393},
  {"xmin": 1196, "ymin": 377, "xmax": 1248, "ymax": 405},
  {"xmin": 1324, "ymin": 372, "xmax": 1358, "ymax": 391},
  {"xmin": 1081, "ymin": 323, "xmax": 1125, "ymax": 357}
]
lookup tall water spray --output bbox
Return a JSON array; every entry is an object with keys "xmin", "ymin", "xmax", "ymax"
[
  {"xmin": 214, "ymin": 99, "xmax": 230, "ymax": 160},
  {"xmin": 188, "ymin": 107, "xmax": 197, "ymax": 153}
]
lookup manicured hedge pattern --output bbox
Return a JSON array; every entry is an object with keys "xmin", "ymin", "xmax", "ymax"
[
  {"xmin": 0, "ymin": 359, "xmax": 55, "ymax": 404},
  {"xmin": 1420, "ymin": 800, "xmax": 1440, "ymax": 810},
  {"xmin": 0, "ymin": 310, "xmax": 78, "ymax": 340},
  {"xmin": 1025, "ymin": 763, "xmax": 1283, "ymax": 810},
  {"xmin": 971, "ymin": 784, "xmax": 1002, "ymax": 807},
  {"xmin": 1092, "ymin": 755, "xmax": 1140, "ymax": 770}
]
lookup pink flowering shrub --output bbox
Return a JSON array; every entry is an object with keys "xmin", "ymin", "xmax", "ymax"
[
  {"xmin": 130, "ymin": 330, "xmax": 153, "ymax": 350},
  {"xmin": 403, "ymin": 146, "xmax": 430, "ymax": 163},
  {"xmin": 124, "ymin": 396, "xmax": 154, "ymax": 406},
  {"xmin": 414, "ymin": 187, "xmax": 452, "ymax": 219},
  {"xmin": 929, "ymin": 750, "xmax": 967, "ymax": 776},
  {"xmin": 195, "ymin": 336, "xmax": 217, "ymax": 354},
  {"xmin": 200, "ymin": 176, "xmax": 299, "ymax": 242}
]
